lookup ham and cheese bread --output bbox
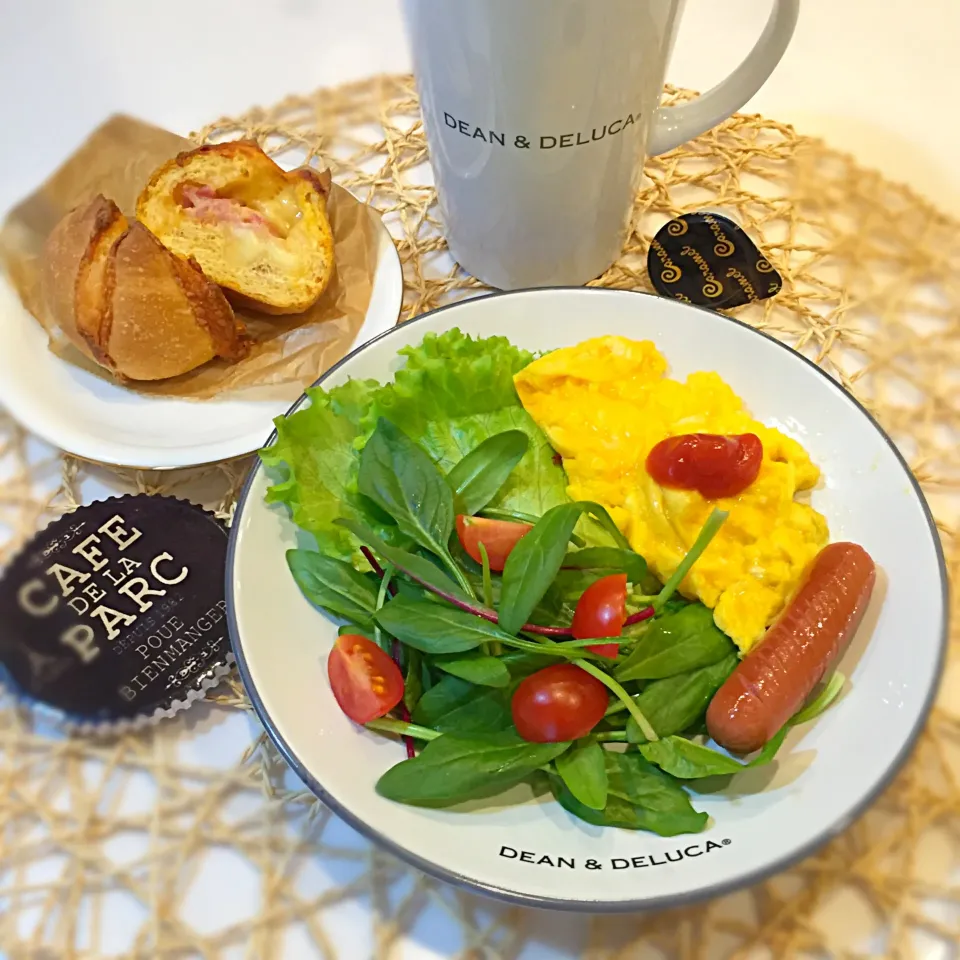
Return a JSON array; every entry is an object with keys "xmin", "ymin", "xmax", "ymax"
[
  {"xmin": 136, "ymin": 141, "xmax": 335, "ymax": 315},
  {"xmin": 41, "ymin": 195, "xmax": 248, "ymax": 381}
]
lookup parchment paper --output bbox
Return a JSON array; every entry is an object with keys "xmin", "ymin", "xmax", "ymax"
[{"xmin": 0, "ymin": 114, "xmax": 378, "ymax": 401}]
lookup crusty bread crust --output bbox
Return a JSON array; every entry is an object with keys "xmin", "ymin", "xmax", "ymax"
[
  {"xmin": 41, "ymin": 195, "xmax": 248, "ymax": 381},
  {"xmin": 136, "ymin": 141, "xmax": 335, "ymax": 314}
]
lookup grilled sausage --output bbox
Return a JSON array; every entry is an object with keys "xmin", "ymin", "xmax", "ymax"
[{"xmin": 706, "ymin": 542, "xmax": 876, "ymax": 754}]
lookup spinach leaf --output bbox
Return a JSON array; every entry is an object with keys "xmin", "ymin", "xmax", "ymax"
[
  {"xmin": 375, "ymin": 597, "xmax": 504, "ymax": 654},
  {"xmin": 337, "ymin": 519, "xmax": 473, "ymax": 604},
  {"xmin": 286, "ymin": 549, "xmax": 379, "ymax": 625},
  {"xmin": 357, "ymin": 329, "xmax": 570, "ymax": 518},
  {"xmin": 792, "ymin": 672, "xmax": 845, "ymax": 725},
  {"xmin": 498, "ymin": 651, "xmax": 557, "ymax": 678},
  {"xmin": 376, "ymin": 732, "xmax": 569, "ymax": 806},
  {"xmin": 358, "ymin": 418, "xmax": 454, "ymax": 562},
  {"xmin": 498, "ymin": 503, "xmax": 586, "ymax": 635},
  {"xmin": 447, "ymin": 431, "xmax": 529, "ymax": 516},
  {"xmin": 639, "ymin": 736, "xmax": 745, "ymax": 778},
  {"xmin": 561, "ymin": 547, "xmax": 649, "ymax": 584},
  {"xmin": 434, "ymin": 653, "xmax": 511, "ymax": 687},
  {"xmin": 615, "ymin": 604, "xmax": 735, "ymax": 682},
  {"xmin": 638, "ymin": 730, "xmax": 788, "ymax": 779},
  {"xmin": 749, "ymin": 725, "xmax": 790, "ymax": 766},
  {"xmin": 640, "ymin": 713, "xmax": 795, "ymax": 779},
  {"xmin": 551, "ymin": 751, "xmax": 708, "ymax": 836},
  {"xmin": 555, "ymin": 740, "xmax": 607, "ymax": 811},
  {"xmin": 403, "ymin": 650, "xmax": 424, "ymax": 714},
  {"xmin": 411, "ymin": 676, "xmax": 513, "ymax": 733},
  {"xmin": 579, "ymin": 502, "xmax": 633, "ymax": 552},
  {"xmin": 626, "ymin": 653, "xmax": 739, "ymax": 743}
]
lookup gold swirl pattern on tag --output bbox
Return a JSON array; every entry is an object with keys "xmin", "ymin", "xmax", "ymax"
[
  {"xmin": 666, "ymin": 219, "xmax": 688, "ymax": 236},
  {"xmin": 703, "ymin": 214, "xmax": 735, "ymax": 257},
  {"xmin": 650, "ymin": 239, "xmax": 682, "ymax": 282},
  {"xmin": 756, "ymin": 258, "xmax": 774, "ymax": 273},
  {"xmin": 681, "ymin": 244, "xmax": 723, "ymax": 299}
]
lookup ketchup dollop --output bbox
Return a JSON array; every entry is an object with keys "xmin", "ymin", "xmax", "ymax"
[{"xmin": 646, "ymin": 433, "xmax": 763, "ymax": 499}]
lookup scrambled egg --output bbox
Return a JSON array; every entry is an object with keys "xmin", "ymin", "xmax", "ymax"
[{"xmin": 513, "ymin": 336, "xmax": 828, "ymax": 652}]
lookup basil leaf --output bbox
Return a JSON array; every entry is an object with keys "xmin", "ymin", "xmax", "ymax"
[
  {"xmin": 286, "ymin": 549, "xmax": 379, "ymax": 625},
  {"xmin": 358, "ymin": 418, "xmax": 454, "ymax": 560},
  {"xmin": 639, "ymin": 736, "xmax": 746, "ymax": 779},
  {"xmin": 337, "ymin": 518, "xmax": 473, "ymax": 604},
  {"xmin": 555, "ymin": 740, "xmax": 607, "ymax": 811},
  {"xmin": 411, "ymin": 676, "xmax": 513, "ymax": 732},
  {"xmin": 403, "ymin": 650, "xmax": 424, "ymax": 714},
  {"xmin": 446, "ymin": 430, "xmax": 529, "ymax": 516},
  {"xmin": 374, "ymin": 596, "xmax": 511, "ymax": 654},
  {"xmin": 551, "ymin": 751, "xmax": 707, "ymax": 836},
  {"xmin": 626, "ymin": 653, "xmax": 739, "ymax": 743},
  {"xmin": 499, "ymin": 503, "xmax": 586, "ymax": 634},
  {"xmin": 376, "ymin": 732, "xmax": 570, "ymax": 806},
  {"xmin": 561, "ymin": 547, "xmax": 648, "ymax": 583},
  {"xmin": 615, "ymin": 604, "xmax": 735, "ymax": 682},
  {"xmin": 434, "ymin": 653, "xmax": 511, "ymax": 687}
]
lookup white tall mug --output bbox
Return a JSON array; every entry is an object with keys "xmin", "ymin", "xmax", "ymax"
[{"xmin": 401, "ymin": 0, "xmax": 799, "ymax": 290}]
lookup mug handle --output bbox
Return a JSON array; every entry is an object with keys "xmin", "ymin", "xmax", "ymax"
[{"xmin": 647, "ymin": 0, "xmax": 800, "ymax": 157}]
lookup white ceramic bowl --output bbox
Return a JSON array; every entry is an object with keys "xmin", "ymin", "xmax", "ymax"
[{"xmin": 227, "ymin": 288, "xmax": 947, "ymax": 912}]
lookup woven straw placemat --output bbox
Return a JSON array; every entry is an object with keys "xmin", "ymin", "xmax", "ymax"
[{"xmin": 2, "ymin": 74, "xmax": 959, "ymax": 959}]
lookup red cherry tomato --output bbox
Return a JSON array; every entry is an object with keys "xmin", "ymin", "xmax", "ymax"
[
  {"xmin": 511, "ymin": 663, "xmax": 609, "ymax": 742},
  {"xmin": 456, "ymin": 515, "xmax": 532, "ymax": 571},
  {"xmin": 571, "ymin": 573, "xmax": 627, "ymax": 658},
  {"xmin": 327, "ymin": 634, "xmax": 404, "ymax": 724},
  {"xmin": 646, "ymin": 432, "xmax": 763, "ymax": 499}
]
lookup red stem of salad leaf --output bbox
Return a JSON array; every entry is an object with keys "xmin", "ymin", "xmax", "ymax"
[
  {"xmin": 367, "ymin": 547, "xmax": 412, "ymax": 755},
  {"xmin": 362, "ymin": 546, "xmax": 397, "ymax": 597},
  {"xmin": 392, "ymin": 637, "xmax": 416, "ymax": 759},
  {"xmin": 624, "ymin": 606, "xmax": 655, "ymax": 626},
  {"xmin": 363, "ymin": 545, "xmax": 576, "ymax": 636},
  {"xmin": 404, "ymin": 575, "xmax": 574, "ymax": 636}
]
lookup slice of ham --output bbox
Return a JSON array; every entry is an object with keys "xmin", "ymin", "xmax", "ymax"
[{"xmin": 177, "ymin": 183, "xmax": 279, "ymax": 236}]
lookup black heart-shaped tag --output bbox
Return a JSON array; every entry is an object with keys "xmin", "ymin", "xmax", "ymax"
[{"xmin": 646, "ymin": 212, "xmax": 782, "ymax": 309}]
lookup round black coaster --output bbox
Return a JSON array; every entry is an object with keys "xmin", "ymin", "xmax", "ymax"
[{"xmin": 0, "ymin": 495, "xmax": 232, "ymax": 728}]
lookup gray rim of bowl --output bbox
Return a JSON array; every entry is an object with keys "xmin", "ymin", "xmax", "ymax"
[{"xmin": 225, "ymin": 287, "xmax": 950, "ymax": 914}]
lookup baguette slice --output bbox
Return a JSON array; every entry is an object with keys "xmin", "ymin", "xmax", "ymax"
[
  {"xmin": 41, "ymin": 195, "xmax": 248, "ymax": 381},
  {"xmin": 136, "ymin": 141, "xmax": 335, "ymax": 314}
]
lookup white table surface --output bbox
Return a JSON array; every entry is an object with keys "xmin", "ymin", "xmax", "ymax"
[{"xmin": 1, "ymin": 2, "xmax": 957, "ymax": 957}]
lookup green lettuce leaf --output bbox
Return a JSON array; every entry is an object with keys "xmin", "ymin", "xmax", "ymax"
[
  {"xmin": 359, "ymin": 329, "xmax": 569, "ymax": 516},
  {"xmin": 259, "ymin": 379, "xmax": 385, "ymax": 563},
  {"xmin": 260, "ymin": 329, "xmax": 575, "ymax": 566}
]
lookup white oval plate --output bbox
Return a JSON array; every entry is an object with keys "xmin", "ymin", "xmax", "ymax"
[
  {"xmin": 0, "ymin": 201, "xmax": 402, "ymax": 470},
  {"xmin": 227, "ymin": 288, "xmax": 947, "ymax": 912}
]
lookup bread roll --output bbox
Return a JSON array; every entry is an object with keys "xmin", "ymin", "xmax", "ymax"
[
  {"xmin": 136, "ymin": 141, "xmax": 335, "ymax": 314},
  {"xmin": 41, "ymin": 195, "xmax": 249, "ymax": 381}
]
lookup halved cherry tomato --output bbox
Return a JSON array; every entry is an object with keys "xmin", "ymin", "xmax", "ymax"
[
  {"xmin": 646, "ymin": 432, "xmax": 763, "ymax": 499},
  {"xmin": 511, "ymin": 663, "xmax": 608, "ymax": 742},
  {"xmin": 572, "ymin": 573, "xmax": 627, "ymax": 658},
  {"xmin": 456, "ymin": 515, "xmax": 532, "ymax": 571},
  {"xmin": 327, "ymin": 634, "xmax": 404, "ymax": 724}
]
